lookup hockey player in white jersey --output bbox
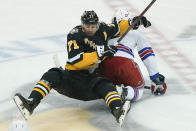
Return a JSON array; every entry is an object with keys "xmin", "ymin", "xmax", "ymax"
[{"xmin": 99, "ymin": 9, "xmax": 167, "ymax": 101}]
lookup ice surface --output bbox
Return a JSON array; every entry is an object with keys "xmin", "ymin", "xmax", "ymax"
[{"xmin": 1, "ymin": 0, "xmax": 196, "ymax": 130}]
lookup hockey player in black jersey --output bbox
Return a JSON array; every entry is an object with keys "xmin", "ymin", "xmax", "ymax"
[{"xmin": 13, "ymin": 10, "xmax": 130, "ymax": 126}]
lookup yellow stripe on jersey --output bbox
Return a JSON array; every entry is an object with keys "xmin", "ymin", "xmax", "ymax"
[
  {"xmin": 33, "ymin": 88, "xmax": 46, "ymax": 97},
  {"xmin": 105, "ymin": 91, "xmax": 118, "ymax": 101},
  {"xmin": 103, "ymin": 31, "xmax": 107, "ymax": 41},
  {"xmin": 37, "ymin": 81, "xmax": 51, "ymax": 92},
  {"xmin": 118, "ymin": 20, "xmax": 130, "ymax": 36},
  {"xmin": 65, "ymin": 63, "xmax": 98, "ymax": 70},
  {"xmin": 65, "ymin": 51, "xmax": 99, "ymax": 70},
  {"xmin": 107, "ymin": 97, "xmax": 121, "ymax": 107}
]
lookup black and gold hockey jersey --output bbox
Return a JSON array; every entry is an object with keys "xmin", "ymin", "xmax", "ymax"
[{"xmin": 65, "ymin": 22, "xmax": 119, "ymax": 70}]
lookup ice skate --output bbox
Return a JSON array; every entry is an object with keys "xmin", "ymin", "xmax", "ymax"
[
  {"xmin": 13, "ymin": 93, "xmax": 38, "ymax": 120},
  {"xmin": 116, "ymin": 85, "xmax": 128, "ymax": 102},
  {"xmin": 121, "ymin": 87, "xmax": 128, "ymax": 102},
  {"xmin": 116, "ymin": 85, "xmax": 123, "ymax": 96},
  {"xmin": 112, "ymin": 100, "xmax": 131, "ymax": 127}
]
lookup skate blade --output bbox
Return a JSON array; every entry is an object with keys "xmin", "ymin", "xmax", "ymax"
[
  {"xmin": 13, "ymin": 96, "xmax": 30, "ymax": 120},
  {"xmin": 119, "ymin": 100, "xmax": 131, "ymax": 127}
]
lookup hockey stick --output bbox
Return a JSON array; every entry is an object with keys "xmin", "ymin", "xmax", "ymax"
[
  {"xmin": 53, "ymin": 54, "xmax": 62, "ymax": 68},
  {"xmin": 144, "ymin": 86, "xmax": 150, "ymax": 89},
  {"xmin": 117, "ymin": 0, "xmax": 156, "ymax": 43}
]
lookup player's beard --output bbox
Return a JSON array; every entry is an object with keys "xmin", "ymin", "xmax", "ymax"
[{"xmin": 86, "ymin": 31, "xmax": 96, "ymax": 36}]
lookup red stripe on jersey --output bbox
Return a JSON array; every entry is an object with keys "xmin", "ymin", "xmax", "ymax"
[{"xmin": 140, "ymin": 50, "xmax": 154, "ymax": 58}]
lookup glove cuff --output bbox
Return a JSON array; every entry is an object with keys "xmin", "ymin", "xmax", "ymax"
[
  {"xmin": 150, "ymin": 73, "xmax": 160, "ymax": 81},
  {"xmin": 151, "ymin": 74, "xmax": 165, "ymax": 85}
]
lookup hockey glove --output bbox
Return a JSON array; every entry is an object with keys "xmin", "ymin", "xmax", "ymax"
[
  {"xmin": 112, "ymin": 17, "xmax": 119, "ymax": 25},
  {"xmin": 130, "ymin": 16, "xmax": 151, "ymax": 29},
  {"xmin": 151, "ymin": 74, "xmax": 167, "ymax": 95},
  {"xmin": 96, "ymin": 45, "xmax": 117, "ymax": 60}
]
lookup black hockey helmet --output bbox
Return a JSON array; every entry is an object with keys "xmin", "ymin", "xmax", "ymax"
[{"xmin": 81, "ymin": 10, "xmax": 99, "ymax": 24}]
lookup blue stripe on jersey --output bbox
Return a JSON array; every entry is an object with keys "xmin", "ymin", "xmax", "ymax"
[
  {"xmin": 118, "ymin": 43, "xmax": 133, "ymax": 52},
  {"xmin": 138, "ymin": 47, "xmax": 152, "ymax": 54},
  {"xmin": 118, "ymin": 49, "xmax": 134, "ymax": 57},
  {"xmin": 117, "ymin": 44, "xmax": 134, "ymax": 57},
  {"xmin": 139, "ymin": 47, "xmax": 155, "ymax": 61},
  {"xmin": 141, "ymin": 53, "xmax": 155, "ymax": 61}
]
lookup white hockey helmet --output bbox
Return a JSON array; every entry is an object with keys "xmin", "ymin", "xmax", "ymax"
[
  {"xmin": 9, "ymin": 120, "xmax": 30, "ymax": 131},
  {"xmin": 113, "ymin": 9, "xmax": 132, "ymax": 23}
]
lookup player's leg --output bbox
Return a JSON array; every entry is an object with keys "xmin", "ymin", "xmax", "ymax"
[
  {"xmin": 121, "ymin": 86, "xmax": 144, "ymax": 101},
  {"xmin": 118, "ymin": 61, "xmax": 145, "ymax": 101},
  {"xmin": 13, "ymin": 68, "xmax": 67, "ymax": 120},
  {"xmin": 99, "ymin": 57, "xmax": 120, "ymax": 85},
  {"xmin": 93, "ymin": 78, "xmax": 131, "ymax": 126},
  {"xmin": 99, "ymin": 57, "xmax": 145, "ymax": 101}
]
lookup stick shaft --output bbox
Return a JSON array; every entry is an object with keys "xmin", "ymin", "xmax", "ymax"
[{"xmin": 117, "ymin": 0, "xmax": 156, "ymax": 43}]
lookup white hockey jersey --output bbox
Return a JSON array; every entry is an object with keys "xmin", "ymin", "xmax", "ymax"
[{"xmin": 108, "ymin": 29, "xmax": 160, "ymax": 81}]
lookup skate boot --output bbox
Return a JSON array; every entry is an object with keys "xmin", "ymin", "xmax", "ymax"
[
  {"xmin": 13, "ymin": 93, "xmax": 39, "ymax": 120},
  {"xmin": 116, "ymin": 85, "xmax": 128, "ymax": 102},
  {"xmin": 121, "ymin": 87, "xmax": 128, "ymax": 102},
  {"xmin": 112, "ymin": 100, "xmax": 131, "ymax": 127},
  {"xmin": 116, "ymin": 84, "xmax": 123, "ymax": 96}
]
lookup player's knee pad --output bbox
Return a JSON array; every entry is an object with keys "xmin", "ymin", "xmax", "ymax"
[
  {"xmin": 41, "ymin": 68, "xmax": 65, "ymax": 88},
  {"xmin": 90, "ymin": 77, "xmax": 111, "ymax": 90},
  {"xmin": 125, "ymin": 86, "xmax": 143, "ymax": 101},
  {"xmin": 94, "ymin": 80, "xmax": 116, "ymax": 97}
]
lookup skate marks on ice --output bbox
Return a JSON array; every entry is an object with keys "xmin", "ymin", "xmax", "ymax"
[
  {"xmin": 129, "ymin": 79, "xmax": 196, "ymax": 131},
  {"xmin": 0, "ymin": 108, "xmax": 99, "ymax": 131},
  {"xmin": 0, "ymin": 77, "xmax": 189, "ymax": 131},
  {"xmin": 130, "ymin": 94, "xmax": 196, "ymax": 131},
  {"xmin": 0, "ymin": 82, "xmax": 152, "ymax": 131},
  {"xmin": 0, "ymin": 82, "xmax": 100, "ymax": 130}
]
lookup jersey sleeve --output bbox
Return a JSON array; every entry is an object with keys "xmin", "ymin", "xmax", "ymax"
[
  {"xmin": 118, "ymin": 19, "xmax": 130, "ymax": 37},
  {"xmin": 65, "ymin": 29, "xmax": 100, "ymax": 70},
  {"xmin": 101, "ymin": 22, "xmax": 120, "ymax": 39},
  {"xmin": 136, "ymin": 30, "xmax": 160, "ymax": 80}
]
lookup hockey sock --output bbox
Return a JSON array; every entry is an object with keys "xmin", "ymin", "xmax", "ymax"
[
  {"xmin": 29, "ymin": 80, "xmax": 51, "ymax": 102},
  {"xmin": 95, "ymin": 81, "xmax": 122, "ymax": 111},
  {"xmin": 125, "ymin": 86, "xmax": 143, "ymax": 101},
  {"xmin": 104, "ymin": 91, "xmax": 122, "ymax": 111}
]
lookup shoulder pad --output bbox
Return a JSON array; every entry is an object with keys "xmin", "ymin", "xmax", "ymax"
[
  {"xmin": 70, "ymin": 28, "xmax": 79, "ymax": 34},
  {"xmin": 67, "ymin": 26, "xmax": 84, "ymax": 41},
  {"xmin": 69, "ymin": 28, "xmax": 79, "ymax": 35},
  {"xmin": 98, "ymin": 22, "xmax": 108, "ymax": 31},
  {"xmin": 68, "ymin": 26, "xmax": 83, "ymax": 35},
  {"xmin": 100, "ymin": 22, "xmax": 115, "ymax": 28},
  {"xmin": 99, "ymin": 22, "xmax": 107, "ymax": 27}
]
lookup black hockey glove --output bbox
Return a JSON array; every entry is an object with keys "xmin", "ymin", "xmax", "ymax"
[
  {"xmin": 151, "ymin": 74, "xmax": 167, "ymax": 95},
  {"xmin": 112, "ymin": 17, "xmax": 119, "ymax": 25},
  {"xmin": 129, "ymin": 16, "xmax": 151, "ymax": 29},
  {"xmin": 96, "ymin": 45, "xmax": 117, "ymax": 60}
]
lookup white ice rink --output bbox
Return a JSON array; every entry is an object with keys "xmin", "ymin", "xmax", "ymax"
[{"xmin": 1, "ymin": 0, "xmax": 196, "ymax": 130}]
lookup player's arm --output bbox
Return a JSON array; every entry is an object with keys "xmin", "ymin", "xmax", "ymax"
[
  {"xmin": 101, "ymin": 20, "xmax": 120, "ymax": 39},
  {"xmin": 135, "ymin": 31, "xmax": 158, "ymax": 78},
  {"xmin": 136, "ymin": 31, "xmax": 167, "ymax": 95},
  {"xmin": 111, "ymin": 16, "xmax": 151, "ymax": 37}
]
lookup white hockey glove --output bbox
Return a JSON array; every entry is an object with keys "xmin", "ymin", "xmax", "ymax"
[
  {"xmin": 151, "ymin": 74, "xmax": 167, "ymax": 95},
  {"xmin": 96, "ymin": 45, "xmax": 117, "ymax": 60}
]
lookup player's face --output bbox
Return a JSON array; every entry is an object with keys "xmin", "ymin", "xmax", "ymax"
[{"xmin": 83, "ymin": 24, "xmax": 99, "ymax": 36}]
